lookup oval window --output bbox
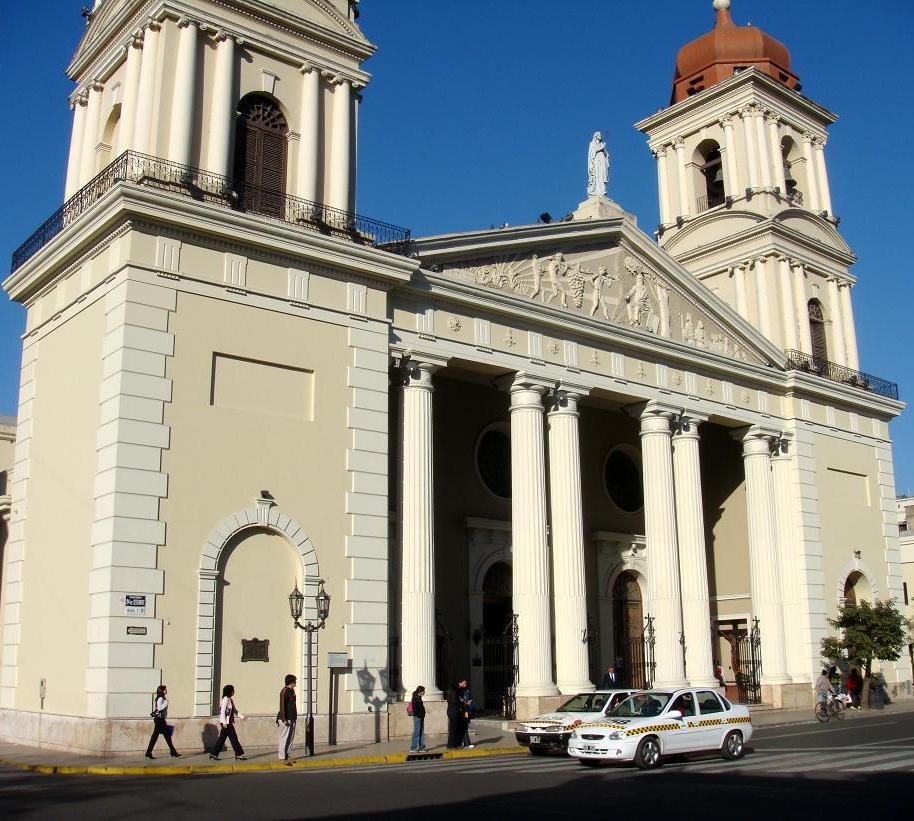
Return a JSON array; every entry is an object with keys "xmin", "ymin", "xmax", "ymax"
[
  {"xmin": 604, "ymin": 448, "xmax": 643, "ymax": 513},
  {"xmin": 476, "ymin": 427, "xmax": 511, "ymax": 499}
]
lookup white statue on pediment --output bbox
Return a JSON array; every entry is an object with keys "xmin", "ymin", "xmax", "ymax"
[{"xmin": 587, "ymin": 131, "xmax": 610, "ymax": 198}]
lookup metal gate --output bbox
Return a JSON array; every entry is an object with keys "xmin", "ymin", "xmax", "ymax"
[
  {"xmin": 734, "ymin": 619, "xmax": 763, "ymax": 704},
  {"xmin": 623, "ymin": 615, "xmax": 656, "ymax": 689},
  {"xmin": 482, "ymin": 614, "xmax": 518, "ymax": 718}
]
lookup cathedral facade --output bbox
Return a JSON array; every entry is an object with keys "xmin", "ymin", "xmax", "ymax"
[{"xmin": 0, "ymin": 0, "xmax": 907, "ymax": 752}]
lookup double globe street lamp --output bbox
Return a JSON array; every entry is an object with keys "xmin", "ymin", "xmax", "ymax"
[{"xmin": 288, "ymin": 579, "xmax": 331, "ymax": 756}]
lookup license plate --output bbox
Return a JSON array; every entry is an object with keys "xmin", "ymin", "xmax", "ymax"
[
  {"xmin": 581, "ymin": 745, "xmax": 596, "ymax": 752},
  {"xmin": 529, "ymin": 736, "xmax": 540, "ymax": 744}
]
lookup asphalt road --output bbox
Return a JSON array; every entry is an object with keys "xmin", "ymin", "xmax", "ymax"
[{"xmin": 3, "ymin": 713, "xmax": 913, "ymax": 820}]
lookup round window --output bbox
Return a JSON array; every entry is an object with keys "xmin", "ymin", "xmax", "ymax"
[
  {"xmin": 604, "ymin": 448, "xmax": 643, "ymax": 514},
  {"xmin": 476, "ymin": 426, "xmax": 511, "ymax": 499}
]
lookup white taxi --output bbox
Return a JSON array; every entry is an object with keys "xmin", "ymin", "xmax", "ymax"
[
  {"xmin": 515, "ymin": 690, "xmax": 636, "ymax": 755},
  {"xmin": 567, "ymin": 688, "xmax": 753, "ymax": 769}
]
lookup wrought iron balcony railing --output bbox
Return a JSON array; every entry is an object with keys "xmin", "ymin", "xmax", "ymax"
[
  {"xmin": 11, "ymin": 151, "xmax": 413, "ymax": 272},
  {"xmin": 785, "ymin": 349, "xmax": 899, "ymax": 400}
]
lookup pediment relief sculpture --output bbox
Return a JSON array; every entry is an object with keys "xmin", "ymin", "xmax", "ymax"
[{"xmin": 437, "ymin": 248, "xmax": 760, "ymax": 363}]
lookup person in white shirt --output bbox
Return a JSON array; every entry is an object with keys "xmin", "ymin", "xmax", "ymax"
[
  {"xmin": 210, "ymin": 684, "xmax": 246, "ymax": 760},
  {"xmin": 145, "ymin": 684, "xmax": 180, "ymax": 759}
]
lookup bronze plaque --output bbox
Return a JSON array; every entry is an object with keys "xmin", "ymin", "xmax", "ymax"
[{"xmin": 241, "ymin": 638, "xmax": 270, "ymax": 662}]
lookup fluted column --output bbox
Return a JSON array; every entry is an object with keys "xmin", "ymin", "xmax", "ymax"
[
  {"xmin": 115, "ymin": 37, "xmax": 142, "ymax": 157},
  {"xmin": 328, "ymin": 76, "xmax": 352, "ymax": 213},
  {"xmin": 753, "ymin": 257, "xmax": 773, "ymax": 338},
  {"xmin": 65, "ymin": 94, "xmax": 88, "ymax": 197},
  {"xmin": 673, "ymin": 138, "xmax": 691, "ymax": 218},
  {"xmin": 133, "ymin": 21, "xmax": 160, "ymax": 154},
  {"xmin": 740, "ymin": 106, "xmax": 760, "ymax": 190},
  {"xmin": 207, "ymin": 31, "xmax": 236, "ymax": 177},
  {"xmin": 778, "ymin": 257, "xmax": 799, "ymax": 351},
  {"xmin": 672, "ymin": 415, "xmax": 716, "ymax": 688},
  {"xmin": 739, "ymin": 428, "xmax": 790, "ymax": 685},
  {"xmin": 79, "ymin": 81, "xmax": 104, "ymax": 184},
  {"xmin": 719, "ymin": 114, "xmax": 740, "ymax": 194},
  {"xmin": 730, "ymin": 263, "xmax": 748, "ymax": 318},
  {"xmin": 766, "ymin": 112, "xmax": 786, "ymax": 192},
  {"xmin": 802, "ymin": 133, "xmax": 821, "ymax": 211},
  {"xmin": 297, "ymin": 63, "xmax": 321, "ymax": 203},
  {"xmin": 840, "ymin": 284, "xmax": 860, "ymax": 371},
  {"xmin": 813, "ymin": 137, "xmax": 833, "ymax": 215},
  {"xmin": 168, "ymin": 17, "xmax": 199, "ymax": 166},
  {"xmin": 547, "ymin": 387, "xmax": 592, "ymax": 694},
  {"xmin": 792, "ymin": 261, "xmax": 813, "ymax": 355},
  {"xmin": 827, "ymin": 277, "xmax": 848, "ymax": 366},
  {"xmin": 400, "ymin": 354, "xmax": 449, "ymax": 699},
  {"xmin": 755, "ymin": 109, "xmax": 772, "ymax": 188},
  {"xmin": 654, "ymin": 145, "xmax": 671, "ymax": 224},
  {"xmin": 639, "ymin": 403, "xmax": 687, "ymax": 688},
  {"xmin": 510, "ymin": 374, "xmax": 558, "ymax": 698}
]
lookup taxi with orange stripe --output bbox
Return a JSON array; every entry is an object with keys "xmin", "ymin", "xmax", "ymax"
[{"xmin": 567, "ymin": 688, "xmax": 753, "ymax": 769}]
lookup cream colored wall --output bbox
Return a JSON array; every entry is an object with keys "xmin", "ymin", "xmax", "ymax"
[
  {"xmin": 14, "ymin": 301, "xmax": 106, "ymax": 714},
  {"xmin": 157, "ymin": 290, "xmax": 353, "ymax": 717}
]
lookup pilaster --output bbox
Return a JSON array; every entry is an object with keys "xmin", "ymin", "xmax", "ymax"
[
  {"xmin": 167, "ymin": 17, "xmax": 199, "ymax": 166},
  {"xmin": 132, "ymin": 21, "xmax": 161, "ymax": 155},
  {"xmin": 207, "ymin": 31, "xmax": 237, "ymax": 177},
  {"xmin": 297, "ymin": 64, "xmax": 322, "ymax": 203},
  {"xmin": 328, "ymin": 76, "xmax": 353, "ymax": 213}
]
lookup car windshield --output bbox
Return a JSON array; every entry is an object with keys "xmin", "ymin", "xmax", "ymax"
[
  {"xmin": 608, "ymin": 692, "xmax": 672, "ymax": 718},
  {"xmin": 556, "ymin": 693, "xmax": 609, "ymax": 713}
]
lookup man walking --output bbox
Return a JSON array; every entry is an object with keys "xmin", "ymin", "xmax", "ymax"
[
  {"xmin": 278, "ymin": 674, "xmax": 297, "ymax": 763},
  {"xmin": 601, "ymin": 665, "xmax": 619, "ymax": 689}
]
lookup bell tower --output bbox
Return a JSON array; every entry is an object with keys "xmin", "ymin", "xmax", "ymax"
[{"xmin": 636, "ymin": 0, "xmax": 860, "ymax": 372}]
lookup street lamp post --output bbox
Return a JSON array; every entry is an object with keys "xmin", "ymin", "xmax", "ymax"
[{"xmin": 289, "ymin": 579, "xmax": 331, "ymax": 756}]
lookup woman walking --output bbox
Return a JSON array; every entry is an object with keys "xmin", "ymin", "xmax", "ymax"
[
  {"xmin": 145, "ymin": 684, "xmax": 181, "ymax": 759},
  {"xmin": 408, "ymin": 686, "xmax": 427, "ymax": 753},
  {"xmin": 210, "ymin": 684, "xmax": 246, "ymax": 760}
]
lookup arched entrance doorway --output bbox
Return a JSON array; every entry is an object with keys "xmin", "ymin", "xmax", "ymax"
[
  {"xmin": 843, "ymin": 571, "xmax": 872, "ymax": 606},
  {"xmin": 612, "ymin": 571, "xmax": 648, "ymax": 688},
  {"xmin": 481, "ymin": 562, "xmax": 516, "ymax": 713}
]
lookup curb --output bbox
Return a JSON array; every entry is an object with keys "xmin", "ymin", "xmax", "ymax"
[{"xmin": 0, "ymin": 744, "xmax": 527, "ymax": 777}]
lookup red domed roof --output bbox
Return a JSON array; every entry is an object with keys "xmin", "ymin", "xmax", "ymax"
[{"xmin": 671, "ymin": 1, "xmax": 800, "ymax": 104}]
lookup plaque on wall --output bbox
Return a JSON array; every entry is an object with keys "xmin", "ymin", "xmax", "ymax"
[{"xmin": 241, "ymin": 638, "xmax": 270, "ymax": 662}]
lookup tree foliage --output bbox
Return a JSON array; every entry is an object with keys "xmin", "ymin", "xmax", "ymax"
[{"xmin": 820, "ymin": 599, "xmax": 909, "ymax": 676}]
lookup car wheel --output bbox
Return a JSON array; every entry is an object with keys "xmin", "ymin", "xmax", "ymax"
[
  {"xmin": 720, "ymin": 730, "xmax": 744, "ymax": 761},
  {"xmin": 634, "ymin": 736, "xmax": 662, "ymax": 770},
  {"xmin": 529, "ymin": 746, "xmax": 548, "ymax": 756}
]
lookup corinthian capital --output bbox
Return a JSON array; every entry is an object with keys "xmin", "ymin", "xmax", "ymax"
[
  {"xmin": 740, "ymin": 103, "xmax": 759, "ymax": 118},
  {"xmin": 718, "ymin": 114, "xmax": 734, "ymax": 128}
]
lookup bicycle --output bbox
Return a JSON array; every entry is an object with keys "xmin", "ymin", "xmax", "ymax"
[{"xmin": 814, "ymin": 691, "xmax": 849, "ymax": 722}]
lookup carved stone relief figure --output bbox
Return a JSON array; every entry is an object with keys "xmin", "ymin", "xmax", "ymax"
[
  {"xmin": 624, "ymin": 272, "xmax": 653, "ymax": 329},
  {"xmin": 545, "ymin": 252, "xmax": 569, "ymax": 308},
  {"xmin": 590, "ymin": 265, "xmax": 617, "ymax": 319}
]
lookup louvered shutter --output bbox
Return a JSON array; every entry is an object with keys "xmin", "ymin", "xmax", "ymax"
[{"xmin": 233, "ymin": 96, "xmax": 287, "ymax": 217}]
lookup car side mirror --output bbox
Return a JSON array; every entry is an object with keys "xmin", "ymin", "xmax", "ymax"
[{"xmin": 666, "ymin": 709, "xmax": 683, "ymax": 720}]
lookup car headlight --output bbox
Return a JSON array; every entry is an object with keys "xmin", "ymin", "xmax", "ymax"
[
  {"xmin": 608, "ymin": 731, "xmax": 623, "ymax": 740},
  {"xmin": 570, "ymin": 730, "xmax": 578, "ymax": 739}
]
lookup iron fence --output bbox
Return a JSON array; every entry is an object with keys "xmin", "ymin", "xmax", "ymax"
[
  {"xmin": 785, "ymin": 349, "xmax": 899, "ymax": 400},
  {"xmin": 11, "ymin": 150, "xmax": 412, "ymax": 271},
  {"xmin": 482, "ymin": 614, "xmax": 518, "ymax": 718},
  {"xmin": 622, "ymin": 615, "xmax": 656, "ymax": 690},
  {"xmin": 735, "ymin": 619, "xmax": 763, "ymax": 705}
]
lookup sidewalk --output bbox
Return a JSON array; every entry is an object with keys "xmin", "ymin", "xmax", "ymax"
[{"xmin": 2, "ymin": 701, "xmax": 912, "ymax": 776}]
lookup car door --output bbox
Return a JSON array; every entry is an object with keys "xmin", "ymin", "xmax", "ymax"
[
  {"xmin": 693, "ymin": 690, "xmax": 729, "ymax": 749},
  {"xmin": 662, "ymin": 691, "xmax": 699, "ymax": 753}
]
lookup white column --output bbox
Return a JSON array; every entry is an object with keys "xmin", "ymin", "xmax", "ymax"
[
  {"xmin": 739, "ymin": 428, "xmax": 790, "ymax": 685},
  {"xmin": 400, "ymin": 355, "xmax": 448, "ymax": 699},
  {"xmin": 792, "ymin": 261, "xmax": 813, "ymax": 355},
  {"xmin": 639, "ymin": 403, "xmax": 687, "ymax": 688},
  {"xmin": 654, "ymin": 145, "xmax": 671, "ymax": 225},
  {"xmin": 132, "ymin": 21, "xmax": 160, "ymax": 154},
  {"xmin": 65, "ymin": 94, "xmax": 88, "ymax": 197},
  {"xmin": 206, "ymin": 32, "xmax": 236, "ymax": 177},
  {"xmin": 672, "ymin": 415, "xmax": 717, "ymax": 688},
  {"xmin": 740, "ymin": 106, "xmax": 760, "ymax": 190},
  {"xmin": 771, "ymin": 439, "xmax": 805, "ymax": 681},
  {"xmin": 766, "ymin": 112, "xmax": 787, "ymax": 192},
  {"xmin": 840, "ymin": 284, "xmax": 860, "ymax": 371},
  {"xmin": 755, "ymin": 109, "xmax": 772, "ymax": 188},
  {"xmin": 115, "ymin": 36, "xmax": 143, "ymax": 157},
  {"xmin": 547, "ymin": 387, "xmax": 592, "ymax": 694},
  {"xmin": 778, "ymin": 257, "xmax": 799, "ymax": 351},
  {"xmin": 673, "ymin": 138, "xmax": 691, "ymax": 218},
  {"xmin": 753, "ymin": 257, "xmax": 773, "ymax": 339},
  {"xmin": 296, "ymin": 63, "xmax": 321, "ymax": 203},
  {"xmin": 814, "ymin": 138, "xmax": 833, "ymax": 215},
  {"xmin": 510, "ymin": 374, "xmax": 558, "ymax": 698},
  {"xmin": 730, "ymin": 263, "xmax": 748, "ymax": 318},
  {"xmin": 328, "ymin": 76, "xmax": 352, "ymax": 213},
  {"xmin": 79, "ymin": 81, "xmax": 104, "ymax": 184},
  {"xmin": 349, "ymin": 84, "xmax": 360, "ymax": 212},
  {"xmin": 802, "ymin": 133, "xmax": 821, "ymax": 211},
  {"xmin": 168, "ymin": 17, "xmax": 199, "ymax": 166},
  {"xmin": 827, "ymin": 277, "xmax": 848, "ymax": 366},
  {"xmin": 719, "ymin": 115, "xmax": 740, "ymax": 194}
]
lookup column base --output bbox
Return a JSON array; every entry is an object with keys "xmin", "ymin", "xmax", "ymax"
[
  {"xmin": 653, "ymin": 677, "xmax": 689, "ymax": 690},
  {"xmin": 556, "ymin": 681, "xmax": 595, "ymax": 696},
  {"xmin": 515, "ymin": 683, "xmax": 560, "ymax": 699},
  {"xmin": 760, "ymin": 682, "xmax": 811, "ymax": 710},
  {"xmin": 514, "ymin": 695, "xmax": 567, "ymax": 721},
  {"xmin": 687, "ymin": 677, "xmax": 721, "ymax": 690}
]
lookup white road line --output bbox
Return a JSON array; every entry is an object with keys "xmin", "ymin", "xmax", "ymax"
[
  {"xmin": 679, "ymin": 751, "xmax": 813, "ymax": 773},
  {"xmin": 839, "ymin": 750, "xmax": 914, "ymax": 773},
  {"xmin": 756, "ymin": 721, "xmax": 896, "ymax": 741},
  {"xmin": 767, "ymin": 749, "xmax": 882, "ymax": 773}
]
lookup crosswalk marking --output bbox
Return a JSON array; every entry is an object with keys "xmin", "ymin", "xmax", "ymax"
[{"xmin": 840, "ymin": 749, "xmax": 914, "ymax": 773}]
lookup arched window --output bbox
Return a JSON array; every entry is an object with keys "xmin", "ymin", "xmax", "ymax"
[
  {"xmin": 808, "ymin": 299, "xmax": 828, "ymax": 365},
  {"xmin": 843, "ymin": 571, "xmax": 872, "ymax": 607},
  {"xmin": 693, "ymin": 139, "xmax": 725, "ymax": 212},
  {"xmin": 781, "ymin": 137, "xmax": 802, "ymax": 201},
  {"xmin": 234, "ymin": 94, "xmax": 288, "ymax": 217}
]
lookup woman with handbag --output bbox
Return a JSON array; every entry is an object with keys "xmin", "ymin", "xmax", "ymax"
[
  {"xmin": 210, "ymin": 684, "xmax": 246, "ymax": 760},
  {"xmin": 408, "ymin": 686, "xmax": 427, "ymax": 753},
  {"xmin": 145, "ymin": 684, "xmax": 181, "ymax": 759}
]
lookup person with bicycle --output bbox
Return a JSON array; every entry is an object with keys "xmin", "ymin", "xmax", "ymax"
[{"xmin": 815, "ymin": 668, "xmax": 834, "ymax": 705}]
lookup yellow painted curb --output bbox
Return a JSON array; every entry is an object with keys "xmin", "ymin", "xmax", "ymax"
[{"xmin": 0, "ymin": 745, "xmax": 527, "ymax": 777}]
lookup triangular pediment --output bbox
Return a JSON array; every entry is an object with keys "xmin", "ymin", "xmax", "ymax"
[{"xmin": 418, "ymin": 219, "xmax": 786, "ymax": 368}]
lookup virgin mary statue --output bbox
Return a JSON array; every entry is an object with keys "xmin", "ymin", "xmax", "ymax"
[{"xmin": 587, "ymin": 131, "xmax": 609, "ymax": 198}]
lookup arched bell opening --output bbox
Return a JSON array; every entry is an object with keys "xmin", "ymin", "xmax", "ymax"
[
  {"xmin": 693, "ymin": 139, "xmax": 725, "ymax": 212},
  {"xmin": 233, "ymin": 93, "xmax": 288, "ymax": 217}
]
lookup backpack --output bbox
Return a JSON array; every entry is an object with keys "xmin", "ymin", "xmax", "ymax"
[{"xmin": 406, "ymin": 699, "xmax": 414, "ymax": 716}]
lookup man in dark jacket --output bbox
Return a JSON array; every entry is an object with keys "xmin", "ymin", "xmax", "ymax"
[
  {"xmin": 446, "ymin": 679, "xmax": 468, "ymax": 749},
  {"xmin": 601, "ymin": 666, "xmax": 619, "ymax": 689},
  {"xmin": 277, "ymin": 674, "xmax": 297, "ymax": 762}
]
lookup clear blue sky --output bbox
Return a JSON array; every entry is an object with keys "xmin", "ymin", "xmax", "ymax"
[{"xmin": 1, "ymin": 1, "xmax": 912, "ymax": 490}]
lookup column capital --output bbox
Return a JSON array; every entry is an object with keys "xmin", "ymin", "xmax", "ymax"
[
  {"xmin": 213, "ymin": 29, "xmax": 237, "ymax": 44},
  {"xmin": 673, "ymin": 412, "xmax": 707, "ymax": 438},
  {"xmin": 735, "ymin": 424, "xmax": 781, "ymax": 454},
  {"xmin": 763, "ymin": 110, "xmax": 781, "ymax": 125},
  {"xmin": 300, "ymin": 61, "xmax": 319, "ymax": 75},
  {"xmin": 177, "ymin": 16, "xmax": 199, "ymax": 29},
  {"xmin": 740, "ymin": 103, "xmax": 759, "ymax": 118},
  {"xmin": 143, "ymin": 18, "xmax": 162, "ymax": 33},
  {"xmin": 770, "ymin": 431, "xmax": 794, "ymax": 460},
  {"xmin": 548, "ymin": 382, "xmax": 590, "ymax": 416},
  {"xmin": 399, "ymin": 350, "xmax": 450, "ymax": 390},
  {"xmin": 508, "ymin": 372, "xmax": 550, "ymax": 410},
  {"xmin": 718, "ymin": 114, "xmax": 734, "ymax": 128},
  {"xmin": 635, "ymin": 400, "xmax": 680, "ymax": 433},
  {"xmin": 651, "ymin": 145, "xmax": 668, "ymax": 159},
  {"xmin": 672, "ymin": 136, "xmax": 685, "ymax": 149}
]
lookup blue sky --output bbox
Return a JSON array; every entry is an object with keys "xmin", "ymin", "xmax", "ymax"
[{"xmin": 1, "ymin": 1, "xmax": 912, "ymax": 489}]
